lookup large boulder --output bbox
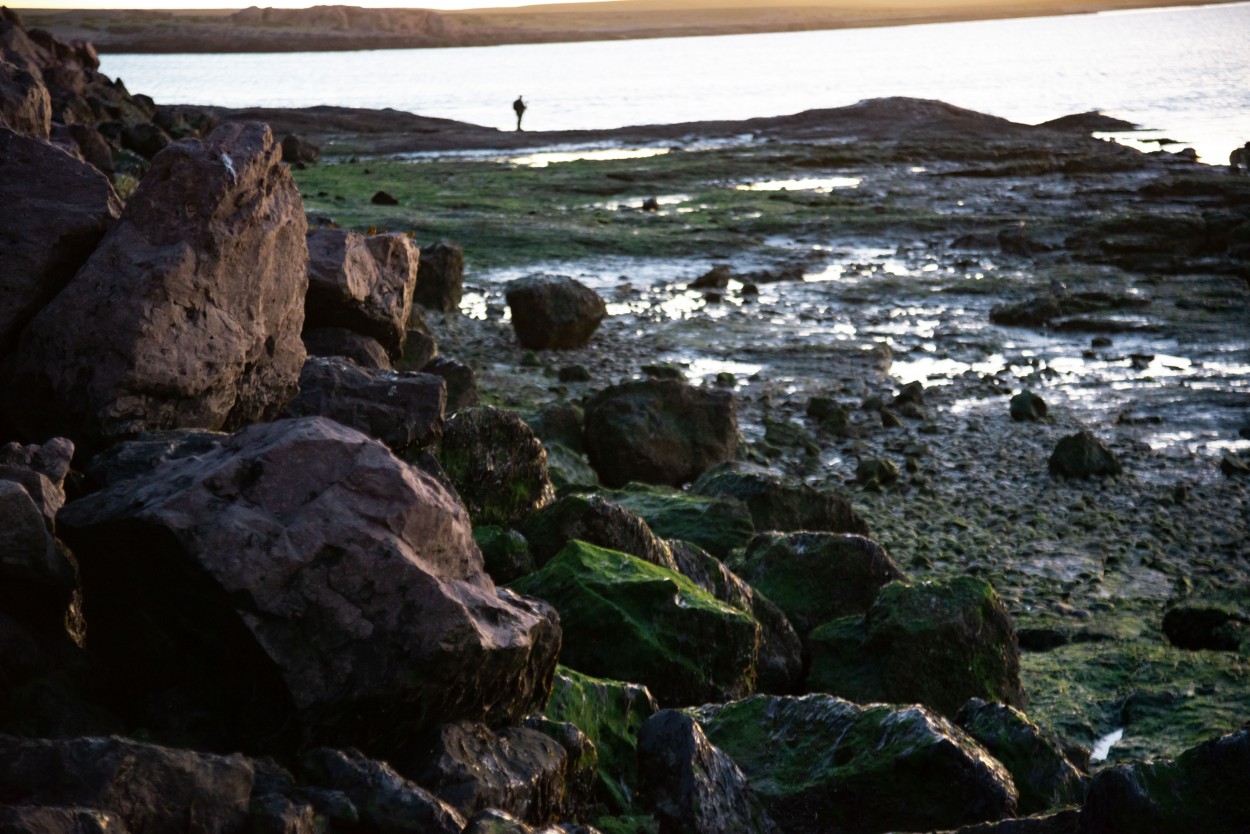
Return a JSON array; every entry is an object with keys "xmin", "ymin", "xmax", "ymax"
[
  {"xmin": 518, "ymin": 494, "xmax": 679, "ymax": 571},
  {"xmin": 1080, "ymin": 728, "xmax": 1250, "ymax": 833},
  {"xmin": 956, "ymin": 699, "xmax": 1086, "ymax": 815},
  {"xmin": 0, "ymin": 57, "xmax": 50, "ymax": 138},
  {"xmin": 510, "ymin": 541, "xmax": 759, "ymax": 707},
  {"xmin": 504, "ymin": 274, "xmax": 606, "ymax": 350},
  {"xmin": 808, "ymin": 577, "xmax": 1027, "ymax": 718},
  {"xmin": 2, "ymin": 122, "xmax": 308, "ymax": 451},
  {"xmin": 541, "ymin": 666, "xmax": 659, "ymax": 813},
  {"xmin": 302, "ymin": 326, "xmax": 392, "ymax": 370},
  {"xmin": 304, "ymin": 229, "xmax": 418, "ymax": 358},
  {"xmin": 56, "ymin": 417, "xmax": 561, "ymax": 756},
  {"xmin": 401, "ymin": 721, "xmax": 570, "ymax": 825},
  {"xmin": 692, "ymin": 462, "xmax": 869, "ymax": 536},
  {"xmin": 695, "ymin": 694, "xmax": 1018, "ymax": 834},
  {"xmin": 415, "ymin": 239, "xmax": 465, "ymax": 313},
  {"xmin": 283, "ymin": 356, "xmax": 445, "ymax": 457},
  {"xmin": 1048, "ymin": 431, "xmax": 1121, "ymax": 479},
  {"xmin": 301, "ymin": 747, "xmax": 465, "ymax": 834},
  {"xmin": 731, "ymin": 532, "xmax": 905, "ymax": 637},
  {"xmin": 439, "ymin": 407, "xmax": 555, "ymax": 526},
  {"xmin": 584, "ymin": 380, "xmax": 737, "ymax": 488},
  {"xmin": 0, "ymin": 128, "xmax": 122, "ymax": 357},
  {"xmin": 636, "ymin": 710, "xmax": 777, "ymax": 834},
  {"xmin": 601, "ymin": 482, "xmax": 755, "ymax": 558},
  {"xmin": 0, "ymin": 734, "xmax": 254, "ymax": 834}
]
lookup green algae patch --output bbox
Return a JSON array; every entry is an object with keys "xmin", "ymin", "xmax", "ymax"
[
  {"xmin": 1020, "ymin": 637, "xmax": 1250, "ymax": 764},
  {"xmin": 807, "ymin": 576, "xmax": 1026, "ymax": 718},
  {"xmin": 508, "ymin": 541, "xmax": 760, "ymax": 706},
  {"xmin": 598, "ymin": 483, "xmax": 755, "ymax": 558},
  {"xmin": 694, "ymin": 694, "xmax": 1017, "ymax": 833},
  {"xmin": 471, "ymin": 525, "xmax": 533, "ymax": 584},
  {"xmin": 542, "ymin": 666, "xmax": 659, "ymax": 813}
]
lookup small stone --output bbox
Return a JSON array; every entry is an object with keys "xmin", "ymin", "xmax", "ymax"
[
  {"xmin": 559, "ymin": 365, "xmax": 592, "ymax": 382},
  {"xmin": 371, "ymin": 190, "xmax": 399, "ymax": 205},
  {"xmin": 1010, "ymin": 390, "xmax": 1048, "ymax": 421},
  {"xmin": 1048, "ymin": 431, "xmax": 1122, "ymax": 479}
]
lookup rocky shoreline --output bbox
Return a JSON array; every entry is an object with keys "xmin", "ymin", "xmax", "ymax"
[{"xmin": 3, "ymin": 6, "xmax": 1249, "ymax": 834}]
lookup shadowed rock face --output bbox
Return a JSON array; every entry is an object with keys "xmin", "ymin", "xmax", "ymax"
[
  {"xmin": 0, "ymin": 128, "xmax": 121, "ymax": 357},
  {"xmin": 2, "ymin": 122, "xmax": 307, "ymax": 452},
  {"xmin": 0, "ymin": 58, "xmax": 51, "ymax": 138},
  {"xmin": 57, "ymin": 417, "xmax": 561, "ymax": 758}
]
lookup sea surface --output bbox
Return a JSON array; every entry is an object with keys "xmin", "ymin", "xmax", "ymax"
[{"xmin": 100, "ymin": 1, "xmax": 1250, "ymax": 163}]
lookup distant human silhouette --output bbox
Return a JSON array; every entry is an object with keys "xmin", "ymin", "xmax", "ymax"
[
  {"xmin": 1231, "ymin": 142, "xmax": 1250, "ymax": 174},
  {"xmin": 513, "ymin": 95, "xmax": 527, "ymax": 131}
]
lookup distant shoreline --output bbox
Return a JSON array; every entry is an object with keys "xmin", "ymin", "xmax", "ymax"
[{"xmin": 18, "ymin": 0, "xmax": 1242, "ymax": 54}]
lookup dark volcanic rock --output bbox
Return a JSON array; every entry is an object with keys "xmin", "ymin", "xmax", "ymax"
[
  {"xmin": 692, "ymin": 462, "xmax": 869, "ymax": 535},
  {"xmin": 304, "ymin": 229, "xmax": 419, "ymax": 357},
  {"xmin": 2, "ymin": 122, "xmax": 308, "ymax": 451},
  {"xmin": 302, "ymin": 326, "xmax": 392, "ymax": 370},
  {"xmin": 0, "ymin": 57, "xmax": 50, "ymax": 138},
  {"xmin": 637, "ymin": 709, "xmax": 777, "ymax": 834},
  {"xmin": 1010, "ymin": 390, "xmax": 1048, "ymax": 422},
  {"xmin": 402, "ymin": 721, "xmax": 569, "ymax": 824},
  {"xmin": 504, "ymin": 274, "xmax": 607, "ymax": 350},
  {"xmin": 956, "ymin": 698, "xmax": 1087, "ymax": 815},
  {"xmin": 695, "ymin": 694, "xmax": 1018, "ymax": 834},
  {"xmin": 422, "ymin": 355, "xmax": 479, "ymax": 414},
  {"xmin": 733, "ymin": 532, "xmax": 906, "ymax": 637},
  {"xmin": 808, "ymin": 576, "xmax": 1027, "ymax": 718},
  {"xmin": 57, "ymin": 417, "xmax": 560, "ymax": 756},
  {"xmin": 0, "ymin": 734, "xmax": 254, "ymax": 834},
  {"xmin": 301, "ymin": 747, "xmax": 465, "ymax": 834},
  {"xmin": 1048, "ymin": 431, "xmax": 1122, "ymax": 478},
  {"xmin": 518, "ymin": 493, "xmax": 679, "ymax": 571},
  {"xmin": 439, "ymin": 406, "xmax": 555, "ymax": 526},
  {"xmin": 415, "ymin": 239, "xmax": 465, "ymax": 312},
  {"xmin": 283, "ymin": 356, "xmax": 445, "ymax": 456},
  {"xmin": 281, "ymin": 133, "xmax": 319, "ymax": 164},
  {"xmin": 583, "ymin": 379, "xmax": 737, "ymax": 488},
  {"xmin": 509, "ymin": 541, "xmax": 759, "ymax": 707},
  {"xmin": 0, "ymin": 128, "xmax": 122, "ymax": 357},
  {"xmin": 1080, "ymin": 728, "xmax": 1250, "ymax": 834}
]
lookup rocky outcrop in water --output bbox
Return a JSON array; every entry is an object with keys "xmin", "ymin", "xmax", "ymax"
[
  {"xmin": 57, "ymin": 417, "xmax": 561, "ymax": 757},
  {"xmin": 2, "ymin": 122, "xmax": 308, "ymax": 452},
  {"xmin": 505, "ymin": 274, "xmax": 608, "ymax": 351}
]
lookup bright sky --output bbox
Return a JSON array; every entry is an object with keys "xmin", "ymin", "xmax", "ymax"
[{"xmin": 7, "ymin": 0, "xmax": 580, "ymax": 9}]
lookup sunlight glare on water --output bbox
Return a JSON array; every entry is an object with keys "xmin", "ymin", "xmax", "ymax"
[{"xmin": 100, "ymin": 2, "xmax": 1250, "ymax": 163}]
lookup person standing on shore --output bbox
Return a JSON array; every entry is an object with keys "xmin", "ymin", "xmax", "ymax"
[{"xmin": 513, "ymin": 95, "xmax": 527, "ymax": 131}]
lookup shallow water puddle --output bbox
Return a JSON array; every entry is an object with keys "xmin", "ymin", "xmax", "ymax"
[
  {"xmin": 508, "ymin": 147, "xmax": 672, "ymax": 168},
  {"xmin": 736, "ymin": 176, "xmax": 862, "ymax": 192},
  {"xmin": 1090, "ymin": 728, "xmax": 1125, "ymax": 763}
]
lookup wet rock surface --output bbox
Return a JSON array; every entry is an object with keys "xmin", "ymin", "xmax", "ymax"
[
  {"xmin": 505, "ymin": 274, "xmax": 607, "ymax": 350},
  {"xmin": 2, "ymin": 122, "xmax": 308, "ymax": 451},
  {"xmin": 439, "ymin": 406, "xmax": 556, "ymax": 525}
]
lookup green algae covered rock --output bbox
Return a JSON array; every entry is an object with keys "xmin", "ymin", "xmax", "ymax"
[
  {"xmin": 691, "ymin": 462, "xmax": 868, "ymax": 536},
  {"xmin": 955, "ymin": 698, "xmax": 1087, "ymax": 815},
  {"xmin": 542, "ymin": 666, "xmax": 660, "ymax": 813},
  {"xmin": 808, "ymin": 576, "xmax": 1026, "ymax": 718},
  {"xmin": 509, "ymin": 541, "xmax": 760, "ymax": 706},
  {"xmin": 544, "ymin": 442, "xmax": 598, "ymax": 490},
  {"xmin": 600, "ymin": 483, "xmax": 755, "ymax": 558},
  {"xmin": 472, "ymin": 525, "xmax": 533, "ymax": 584},
  {"xmin": 731, "ymin": 532, "xmax": 906, "ymax": 637},
  {"xmin": 1047, "ymin": 431, "xmax": 1121, "ymax": 479},
  {"xmin": 1081, "ymin": 727, "xmax": 1250, "ymax": 834},
  {"xmin": 517, "ymin": 494, "xmax": 678, "ymax": 572},
  {"xmin": 694, "ymin": 694, "xmax": 1018, "ymax": 834},
  {"xmin": 439, "ymin": 407, "xmax": 555, "ymax": 525}
]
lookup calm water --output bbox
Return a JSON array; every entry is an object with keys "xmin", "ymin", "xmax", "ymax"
[{"xmin": 101, "ymin": 2, "xmax": 1250, "ymax": 161}]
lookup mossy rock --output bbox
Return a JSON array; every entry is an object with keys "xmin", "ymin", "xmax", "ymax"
[
  {"xmin": 438, "ymin": 407, "xmax": 555, "ymax": 525},
  {"xmin": 1082, "ymin": 728, "xmax": 1250, "ymax": 833},
  {"xmin": 544, "ymin": 442, "xmax": 598, "ymax": 491},
  {"xmin": 542, "ymin": 667, "xmax": 659, "ymax": 814},
  {"xmin": 600, "ymin": 483, "xmax": 755, "ymax": 558},
  {"xmin": 808, "ymin": 576, "xmax": 1026, "ymax": 718},
  {"xmin": 509, "ymin": 541, "xmax": 760, "ymax": 706},
  {"xmin": 1048, "ymin": 431, "xmax": 1122, "ymax": 479},
  {"xmin": 955, "ymin": 698, "xmax": 1087, "ymax": 815},
  {"xmin": 694, "ymin": 694, "xmax": 1018, "ymax": 834},
  {"xmin": 517, "ymin": 494, "xmax": 676, "ymax": 571},
  {"xmin": 691, "ymin": 462, "xmax": 868, "ymax": 536},
  {"xmin": 731, "ymin": 532, "xmax": 905, "ymax": 637},
  {"xmin": 472, "ymin": 526, "xmax": 533, "ymax": 584}
]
